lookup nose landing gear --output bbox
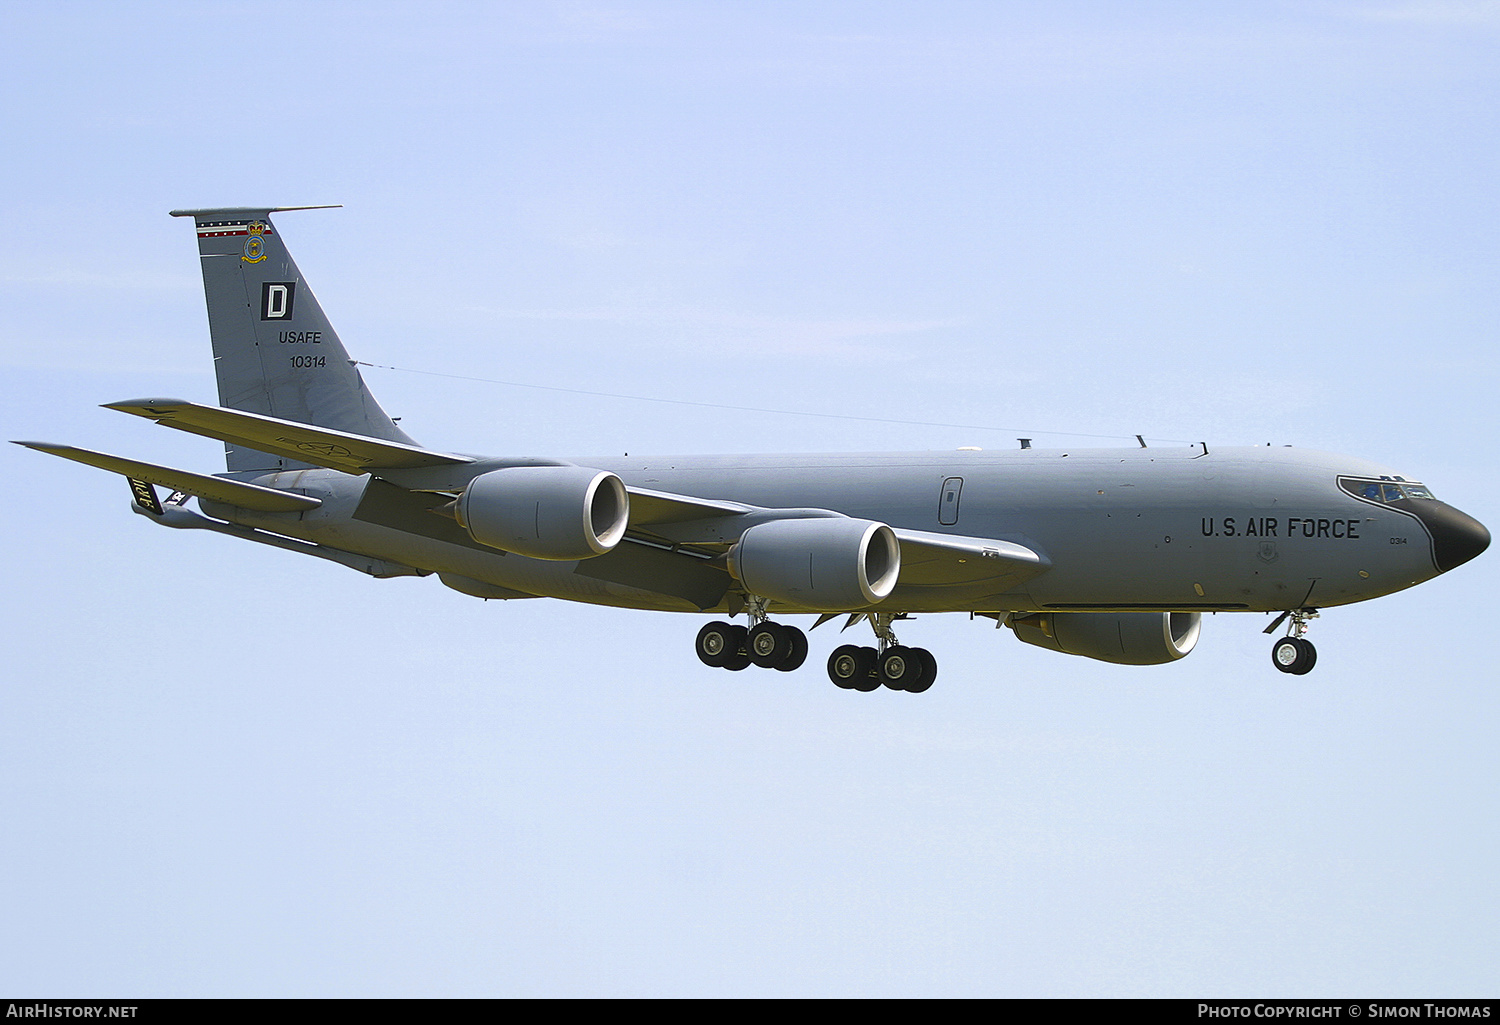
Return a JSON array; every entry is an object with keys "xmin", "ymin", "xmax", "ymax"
[{"xmin": 1266, "ymin": 609, "xmax": 1319, "ymax": 675}]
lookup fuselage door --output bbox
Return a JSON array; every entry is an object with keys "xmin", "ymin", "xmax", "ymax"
[{"xmin": 938, "ymin": 476, "xmax": 963, "ymax": 526}]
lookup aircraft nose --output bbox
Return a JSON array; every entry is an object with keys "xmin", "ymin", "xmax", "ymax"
[{"xmin": 1419, "ymin": 502, "xmax": 1490, "ymax": 572}]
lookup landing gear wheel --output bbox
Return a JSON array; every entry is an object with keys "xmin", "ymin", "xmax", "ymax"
[
  {"xmin": 828, "ymin": 644, "xmax": 877, "ymax": 690},
  {"xmin": 879, "ymin": 645, "xmax": 921, "ymax": 691},
  {"xmin": 850, "ymin": 647, "xmax": 880, "ymax": 691},
  {"xmin": 903, "ymin": 647, "xmax": 938, "ymax": 694},
  {"xmin": 695, "ymin": 621, "xmax": 736, "ymax": 668},
  {"xmin": 748, "ymin": 622, "xmax": 793, "ymax": 668},
  {"xmin": 721, "ymin": 625, "xmax": 751, "ymax": 671},
  {"xmin": 775, "ymin": 627, "xmax": 808, "ymax": 672},
  {"xmin": 1271, "ymin": 636, "xmax": 1317, "ymax": 675}
]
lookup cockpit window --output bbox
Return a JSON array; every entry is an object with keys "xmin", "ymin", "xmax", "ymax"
[{"xmin": 1340, "ymin": 477, "xmax": 1438, "ymax": 503}]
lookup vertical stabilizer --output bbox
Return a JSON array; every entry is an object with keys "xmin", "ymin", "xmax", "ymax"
[{"xmin": 170, "ymin": 206, "xmax": 415, "ymax": 471}]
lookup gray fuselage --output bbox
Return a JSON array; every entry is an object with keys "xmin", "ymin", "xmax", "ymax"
[{"xmin": 204, "ymin": 442, "xmax": 1477, "ymax": 618}]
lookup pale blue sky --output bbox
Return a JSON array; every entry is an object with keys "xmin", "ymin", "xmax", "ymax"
[{"xmin": 2, "ymin": 1, "xmax": 1496, "ymax": 996}]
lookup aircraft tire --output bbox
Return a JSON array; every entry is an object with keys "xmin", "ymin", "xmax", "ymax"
[
  {"xmin": 879, "ymin": 645, "xmax": 919, "ymax": 690},
  {"xmin": 696, "ymin": 621, "xmax": 737, "ymax": 668},
  {"xmin": 721, "ymin": 625, "xmax": 750, "ymax": 670},
  {"xmin": 828, "ymin": 644, "xmax": 875, "ymax": 689},
  {"xmin": 1271, "ymin": 636, "xmax": 1317, "ymax": 675},
  {"xmin": 748, "ymin": 622, "xmax": 793, "ymax": 669},
  {"xmin": 850, "ymin": 647, "xmax": 881, "ymax": 692},
  {"xmin": 775, "ymin": 627, "xmax": 808, "ymax": 672},
  {"xmin": 903, "ymin": 648, "xmax": 937, "ymax": 693}
]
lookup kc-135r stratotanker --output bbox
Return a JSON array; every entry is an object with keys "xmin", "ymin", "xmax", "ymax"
[{"xmin": 18, "ymin": 207, "xmax": 1490, "ymax": 691}]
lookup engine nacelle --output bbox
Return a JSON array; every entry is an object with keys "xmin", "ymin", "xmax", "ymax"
[
  {"xmin": 454, "ymin": 466, "xmax": 629, "ymax": 561},
  {"xmin": 1009, "ymin": 611, "xmax": 1201, "ymax": 665},
  {"xmin": 729, "ymin": 517, "xmax": 901, "ymax": 611}
]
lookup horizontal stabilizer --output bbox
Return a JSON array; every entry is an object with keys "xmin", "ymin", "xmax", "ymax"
[
  {"xmin": 168, "ymin": 205, "xmax": 342, "ymax": 217},
  {"xmin": 14, "ymin": 442, "xmax": 321, "ymax": 513},
  {"xmin": 103, "ymin": 399, "xmax": 471, "ymax": 475}
]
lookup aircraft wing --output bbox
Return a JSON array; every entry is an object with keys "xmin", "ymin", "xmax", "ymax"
[
  {"xmin": 103, "ymin": 398, "xmax": 472, "ymax": 475},
  {"xmin": 620, "ymin": 485, "xmax": 1047, "ymax": 590},
  {"xmin": 626, "ymin": 486, "xmax": 754, "ymax": 525},
  {"xmin": 891, "ymin": 527, "xmax": 1048, "ymax": 587},
  {"xmin": 14, "ymin": 442, "xmax": 322, "ymax": 513}
]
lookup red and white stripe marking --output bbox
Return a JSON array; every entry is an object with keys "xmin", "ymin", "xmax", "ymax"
[{"xmin": 195, "ymin": 220, "xmax": 275, "ymax": 238}]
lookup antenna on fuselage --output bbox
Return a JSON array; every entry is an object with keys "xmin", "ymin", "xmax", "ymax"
[
  {"xmin": 1018, "ymin": 438, "xmax": 1032, "ymax": 450},
  {"xmin": 1136, "ymin": 435, "xmax": 1147, "ymax": 448}
]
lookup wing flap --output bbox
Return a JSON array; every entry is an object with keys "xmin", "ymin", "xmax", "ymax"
[
  {"xmin": 15, "ymin": 442, "xmax": 321, "ymax": 513},
  {"xmin": 103, "ymin": 398, "xmax": 471, "ymax": 475}
]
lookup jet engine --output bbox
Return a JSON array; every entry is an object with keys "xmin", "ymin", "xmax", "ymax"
[
  {"xmin": 728, "ymin": 517, "xmax": 901, "ymax": 611},
  {"xmin": 454, "ymin": 466, "xmax": 629, "ymax": 561},
  {"xmin": 1009, "ymin": 611, "xmax": 1201, "ymax": 665}
]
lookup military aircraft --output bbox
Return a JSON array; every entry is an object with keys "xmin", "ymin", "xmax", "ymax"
[{"xmin": 17, "ymin": 207, "xmax": 1490, "ymax": 692}]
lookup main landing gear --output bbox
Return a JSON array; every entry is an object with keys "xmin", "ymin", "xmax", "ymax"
[
  {"xmin": 827, "ymin": 613, "xmax": 937, "ymax": 693},
  {"xmin": 693, "ymin": 608, "xmax": 938, "ymax": 692},
  {"xmin": 1267, "ymin": 609, "xmax": 1319, "ymax": 675},
  {"xmin": 695, "ymin": 620, "xmax": 808, "ymax": 673},
  {"xmin": 827, "ymin": 643, "xmax": 936, "ymax": 693}
]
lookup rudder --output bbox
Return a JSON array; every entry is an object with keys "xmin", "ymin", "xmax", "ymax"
[{"xmin": 170, "ymin": 205, "xmax": 415, "ymax": 471}]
